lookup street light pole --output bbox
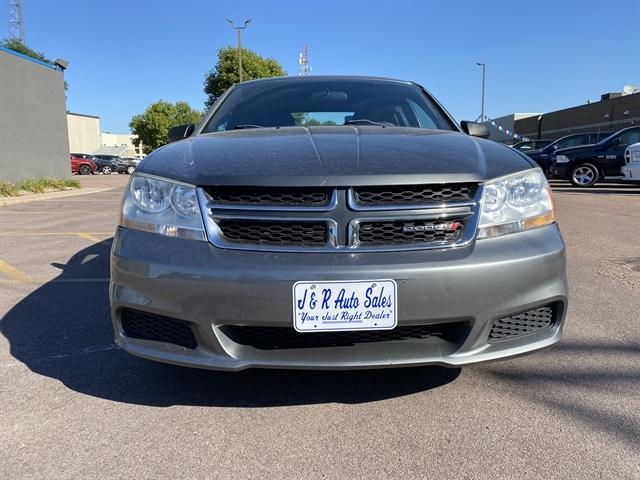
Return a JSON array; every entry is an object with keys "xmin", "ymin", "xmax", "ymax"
[
  {"xmin": 476, "ymin": 62, "xmax": 486, "ymax": 122},
  {"xmin": 227, "ymin": 18, "xmax": 251, "ymax": 83}
]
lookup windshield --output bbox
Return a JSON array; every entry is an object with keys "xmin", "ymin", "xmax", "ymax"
[{"xmin": 203, "ymin": 78, "xmax": 456, "ymax": 133}]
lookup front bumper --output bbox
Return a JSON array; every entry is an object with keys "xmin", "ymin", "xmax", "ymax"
[
  {"xmin": 622, "ymin": 164, "xmax": 639, "ymax": 180},
  {"xmin": 549, "ymin": 164, "xmax": 569, "ymax": 179},
  {"xmin": 110, "ymin": 224, "xmax": 568, "ymax": 371}
]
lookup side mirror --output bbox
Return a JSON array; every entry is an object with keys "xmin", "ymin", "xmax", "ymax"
[
  {"xmin": 167, "ymin": 124, "xmax": 195, "ymax": 143},
  {"xmin": 460, "ymin": 121, "xmax": 490, "ymax": 139}
]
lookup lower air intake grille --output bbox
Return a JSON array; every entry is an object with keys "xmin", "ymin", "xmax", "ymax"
[
  {"xmin": 219, "ymin": 322, "xmax": 470, "ymax": 350},
  {"xmin": 488, "ymin": 305, "xmax": 556, "ymax": 342},
  {"xmin": 121, "ymin": 309, "xmax": 197, "ymax": 349},
  {"xmin": 218, "ymin": 220, "xmax": 328, "ymax": 246},
  {"xmin": 357, "ymin": 219, "xmax": 464, "ymax": 246}
]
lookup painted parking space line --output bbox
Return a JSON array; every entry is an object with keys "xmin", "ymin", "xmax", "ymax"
[
  {"xmin": 75, "ymin": 233, "xmax": 101, "ymax": 242},
  {"xmin": 0, "ymin": 232, "xmax": 113, "ymax": 237},
  {"xmin": 0, "ymin": 277, "xmax": 110, "ymax": 285},
  {"xmin": 0, "ymin": 259, "xmax": 33, "ymax": 282},
  {"xmin": 3, "ymin": 344, "xmax": 118, "ymax": 368}
]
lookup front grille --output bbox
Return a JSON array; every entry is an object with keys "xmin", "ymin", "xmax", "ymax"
[
  {"xmin": 201, "ymin": 183, "xmax": 479, "ymax": 252},
  {"xmin": 120, "ymin": 309, "xmax": 197, "ymax": 349},
  {"xmin": 357, "ymin": 219, "xmax": 464, "ymax": 246},
  {"xmin": 488, "ymin": 305, "xmax": 556, "ymax": 342},
  {"xmin": 206, "ymin": 186, "xmax": 332, "ymax": 208},
  {"xmin": 352, "ymin": 184, "xmax": 475, "ymax": 207},
  {"xmin": 218, "ymin": 219, "xmax": 328, "ymax": 246},
  {"xmin": 219, "ymin": 322, "xmax": 470, "ymax": 350}
]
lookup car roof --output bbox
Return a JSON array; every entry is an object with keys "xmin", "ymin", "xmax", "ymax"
[{"xmin": 238, "ymin": 75, "xmax": 414, "ymax": 87}]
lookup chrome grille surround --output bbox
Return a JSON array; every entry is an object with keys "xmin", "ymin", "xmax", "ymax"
[{"xmin": 197, "ymin": 185, "xmax": 482, "ymax": 253}]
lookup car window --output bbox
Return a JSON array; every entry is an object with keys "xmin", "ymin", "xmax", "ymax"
[
  {"xmin": 203, "ymin": 79, "xmax": 455, "ymax": 132},
  {"xmin": 293, "ymin": 112, "xmax": 354, "ymax": 126},
  {"xmin": 556, "ymin": 135, "xmax": 588, "ymax": 149},
  {"xmin": 618, "ymin": 130, "xmax": 640, "ymax": 146}
]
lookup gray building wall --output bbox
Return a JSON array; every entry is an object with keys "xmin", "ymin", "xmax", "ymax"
[
  {"xmin": 515, "ymin": 92, "xmax": 640, "ymax": 140},
  {"xmin": 0, "ymin": 48, "xmax": 70, "ymax": 182}
]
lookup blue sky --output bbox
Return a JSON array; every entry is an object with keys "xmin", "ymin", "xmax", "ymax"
[{"xmin": 3, "ymin": 0, "xmax": 638, "ymax": 133}]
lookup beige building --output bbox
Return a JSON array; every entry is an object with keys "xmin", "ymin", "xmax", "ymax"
[
  {"xmin": 66, "ymin": 112, "xmax": 144, "ymax": 158},
  {"xmin": 99, "ymin": 132, "xmax": 144, "ymax": 159},
  {"xmin": 66, "ymin": 112, "xmax": 101, "ymax": 154}
]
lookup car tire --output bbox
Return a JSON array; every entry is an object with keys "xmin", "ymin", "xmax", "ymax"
[
  {"xmin": 569, "ymin": 163, "xmax": 599, "ymax": 187},
  {"xmin": 78, "ymin": 165, "xmax": 91, "ymax": 175},
  {"xmin": 126, "ymin": 166, "xmax": 135, "ymax": 175},
  {"xmin": 101, "ymin": 165, "xmax": 112, "ymax": 175}
]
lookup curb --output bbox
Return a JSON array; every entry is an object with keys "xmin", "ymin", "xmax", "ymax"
[{"xmin": 0, "ymin": 187, "xmax": 115, "ymax": 207}]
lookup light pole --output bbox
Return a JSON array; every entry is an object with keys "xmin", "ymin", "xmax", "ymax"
[
  {"xmin": 227, "ymin": 18, "xmax": 251, "ymax": 82},
  {"xmin": 476, "ymin": 62, "xmax": 486, "ymax": 122}
]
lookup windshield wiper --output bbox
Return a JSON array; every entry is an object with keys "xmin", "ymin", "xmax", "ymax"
[
  {"xmin": 233, "ymin": 124, "xmax": 265, "ymax": 130},
  {"xmin": 345, "ymin": 119, "xmax": 387, "ymax": 127}
]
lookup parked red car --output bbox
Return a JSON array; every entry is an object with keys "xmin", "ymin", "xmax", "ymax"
[{"xmin": 70, "ymin": 154, "xmax": 97, "ymax": 175}]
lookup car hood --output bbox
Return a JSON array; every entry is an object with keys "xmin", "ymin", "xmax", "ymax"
[{"xmin": 139, "ymin": 126, "xmax": 534, "ymax": 186}]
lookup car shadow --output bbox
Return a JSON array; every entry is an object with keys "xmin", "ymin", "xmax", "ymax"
[{"xmin": 0, "ymin": 239, "xmax": 460, "ymax": 407}]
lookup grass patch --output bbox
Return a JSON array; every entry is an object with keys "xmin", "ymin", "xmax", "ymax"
[{"xmin": 0, "ymin": 178, "xmax": 81, "ymax": 197}]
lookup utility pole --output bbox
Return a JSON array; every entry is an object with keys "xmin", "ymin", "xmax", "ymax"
[
  {"xmin": 476, "ymin": 62, "xmax": 486, "ymax": 122},
  {"xmin": 8, "ymin": 0, "xmax": 25, "ymax": 43},
  {"xmin": 227, "ymin": 18, "xmax": 251, "ymax": 83}
]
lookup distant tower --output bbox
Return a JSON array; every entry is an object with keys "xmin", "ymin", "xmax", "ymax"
[
  {"xmin": 298, "ymin": 45, "xmax": 311, "ymax": 76},
  {"xmin": 9, "ymin": 0, "xmax": 26, "ymax": 43}
]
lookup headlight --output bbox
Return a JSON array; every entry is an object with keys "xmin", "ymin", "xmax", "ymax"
[
  {"xmin": 120, "ymin": 174, "xmax": 205, "ymax": 241},
  {"xmin": 478, "ymin": 169, "xmax": 555, "ymax": 239},
  {"xmin": 554, "ymin": 155, "xmax": 570, "ymax": 164},
  {"xmin": 631, "ymin": 151, "xmax": 640, "ymax": 163}
]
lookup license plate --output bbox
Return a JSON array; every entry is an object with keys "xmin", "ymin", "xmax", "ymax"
[{"xmin": 293, "ymin": 279, "xmax": 397, "ymax": 332}]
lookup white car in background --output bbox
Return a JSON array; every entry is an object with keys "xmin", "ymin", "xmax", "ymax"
[{"xmin": 622, "ymin": 142, "xmax": 640, "ymax": 181}]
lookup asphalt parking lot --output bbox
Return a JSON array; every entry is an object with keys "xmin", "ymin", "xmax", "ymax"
[{"xmin": 1, "ymin": 175, "xmax": 638, "ymax": 479}]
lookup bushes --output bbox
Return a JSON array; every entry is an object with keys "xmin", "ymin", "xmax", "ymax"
[{"xmin": 0, "ymin": 178, "xmax": 80, "ymax": 197}]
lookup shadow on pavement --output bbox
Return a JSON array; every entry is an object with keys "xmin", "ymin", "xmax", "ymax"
[
  {"xmin": 0, "ymin": 239, "xmax": 460, "ymax": 407},
  {"xmin": 482, "ymin": 339, "xmax": 640, "ymax": 447}
]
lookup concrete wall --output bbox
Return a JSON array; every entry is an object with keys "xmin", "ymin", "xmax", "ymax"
[
  {"xmin": 67, "ymin": 113, "xmax": 101, "ymax": 154},
  {"xmin": 0, "ymin": 48, "xmax": 70, "ymax": 182}
]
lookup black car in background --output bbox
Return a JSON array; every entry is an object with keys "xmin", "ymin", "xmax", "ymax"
[
  {"xmin": 524, "ymin": 132, "xmax": 613, "ymax": 173},
  {"xmin": 511, "ymin": 139, "xmax": 553, "ymax": 151},
  {"xmin": 93, "ymin": 155, "xmax": 138, "ymax": 174},
  {"xmin": 550, "ymin": 126, "xmax": 640, "ymax": 186},
  {"xmin": 92, "ymin": 155, "xmax": 120, "ymax": 174}
]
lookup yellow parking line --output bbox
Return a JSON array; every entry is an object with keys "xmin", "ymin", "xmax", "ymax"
[
  {"xmin": 76, "ymin": 233, "xmax": 101, "ymax": 242},
  {"xmin": 0, "ymin": 232, "xmax": 112, "ymax": 237},
  {"xmin": 0, "ymin": 259, "xmax": 32, "ymax": 282},
  {"xmin": 0, "ymin": 278, "xmax": 109, "ymax": 285}
]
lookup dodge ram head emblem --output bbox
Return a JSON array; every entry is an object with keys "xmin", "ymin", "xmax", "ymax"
[{"xmin": 402, "ymin": 221, "xmax": 462, "ymax": 233}]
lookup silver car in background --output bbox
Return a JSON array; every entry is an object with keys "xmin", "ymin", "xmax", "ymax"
[{"xmin": 110, "ymin": 76, "xmax": 567, "ymax": 371}]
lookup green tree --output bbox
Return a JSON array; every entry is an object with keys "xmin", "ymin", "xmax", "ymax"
[
  {"xmin": 204, "ymin": 46, "xmax": 286, "ymax": 107},
  {"xmin": 129, "ymin": 100, "xmax": 202, "ymax": 154},
  {"xmin": 1, "ymin": 38, "xmax": 51, "ymax": 63}
]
